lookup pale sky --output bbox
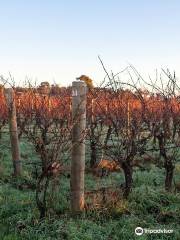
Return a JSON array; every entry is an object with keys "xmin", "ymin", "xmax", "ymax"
[{"xmin": 0, "ymin": 0, "xmax": 179, "ymax": 86}]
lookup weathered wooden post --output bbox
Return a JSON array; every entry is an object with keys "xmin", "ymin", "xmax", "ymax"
[
  {"xmin": 90, "ymin": 98, "xmax": 97, "ymax": 167},
  {"xmin": 4, "ymin": 88, "xmax": 21, "ymax": 176},
  {"xmin": 127, "ymin": 100, "xmax": 130, "ymax": 137},
  {"xmin": 71, "ymin": 80, "xmax": 86, "ymax": 213},
  {"xmin": 91, "ymin": 98, "xmax": 95, "ymax": 123}
]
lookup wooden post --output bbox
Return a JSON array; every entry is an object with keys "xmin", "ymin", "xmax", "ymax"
[
  {"xmin": 90, "ymin": 98, "xmax": 97, "ymax": 167},
  {"xmin": 127, "ymin": 100, "xmax": 130, "ymax": 138},
  {"xmin": 91, "ymin": 98, "xmax": 95, "ymax": 123},
  {"xmin": 4, "ymin": 88, "xmax": 21, "ymax": 176},
  {"xmin": 48, "ymin": 98, "xmax": 51, "ymax": 112},
  {"xmin": 71, "ymin": 81, "xmax": 86, "ymax": 213}
]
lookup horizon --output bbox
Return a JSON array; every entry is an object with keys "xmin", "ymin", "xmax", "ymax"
[{"xmin": 0, "ymin": 1, "xmax": 179, "ymax": 86}]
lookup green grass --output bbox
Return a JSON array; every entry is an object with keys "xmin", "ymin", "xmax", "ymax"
[{"xmin": 0, "ymin": 133, "xmax": 180, "ymax": 240}]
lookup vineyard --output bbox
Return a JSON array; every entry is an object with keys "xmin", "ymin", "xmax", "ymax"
[{"xmin": 0, "ymin": 71, "xmax": 180, "ymax": 240}]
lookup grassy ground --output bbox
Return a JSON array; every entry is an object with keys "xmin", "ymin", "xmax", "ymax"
[{"xmin": 0, "ymin": 134, "xmax": 180, "ymax": 240}]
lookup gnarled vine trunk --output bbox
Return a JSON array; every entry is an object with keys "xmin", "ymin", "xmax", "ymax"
[
  {"xmin": 157, "ymin": 133, "xmax": 174, "ymax": 192},
  {"xmin": 121, "ymin": 161, "xmax": 133, "ymax": 198},
  {"xmin": 164, "ymin": 159, "xmax": 174, "ymax": 192}
]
